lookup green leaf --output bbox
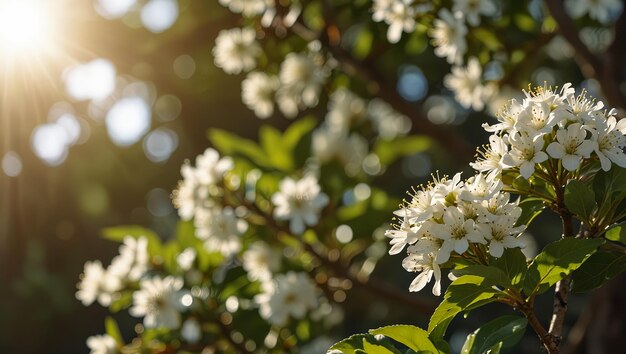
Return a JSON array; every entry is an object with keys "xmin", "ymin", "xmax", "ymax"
[
  {"xmin": 102, "ymin": 225, "xmax": 158, "ymax": 242},
  {"xmin": 491, "ymin": 248, "xmax": 527, "ymax": 286},
  {"xmin": 428, "ymin": 276, "xmax": 499, "ymax": 340},
  {"xmin": 523, "ymin": 238, "xmax": 604, "ymax": 296},
  {"xmin": 515, "ymin": 198, "xmax": 545, "ymax": 227},
  {"xmin": 564, "ymin": 180, "xmax": 596, "ymax": 221},
  {"xmin": 605, "ymin": 222, "xmax": 626, "ymax": 245},
  {"xmin": 208, "ymin": 128, "xmax": 271, "ymax": 168},
  {"xmin": 260, "ymin": 125, "xmax": 293, "ymax": 171},
  {"xmin": 373, "ymin": 136, "xmax": 431, "ymax": 166},
  {"xmin": 282, "ymin": 116, "xmax": 317, "ymax": 151},
  {"xmin": 370, "ymin": 325, "xmax": 439, "ymax": 353},
  {"xmin": 362, "ymin": 340, "xmax": 397, "ymax": 354},
  {"xmin": 449, "ymin": 265, "xmax": 511, "ymax": 288},
  {"xmin": 101, "ymin": 225, "xmax": 162, "ymax": 256},
  {"xmin": 109, "ymin": 292, "xmax": 132, "ymax": 313},
  {"xmin": 571, "ymin": 251, "xmax": 626, "ymax": 292},
  {"xmin": 329, "ymin": 334, "xmax": 401, "ymax": 354},
  {"xmin": 472, "ymin": 28, "xmax": 502, "ymax": 51},
  {"xmin": 460, "ymin": 315, "xmax": 527, "ymax": 354},
  {"xmin": 105, "ymin": 316, "xmax": 123, "ymax": 345}
]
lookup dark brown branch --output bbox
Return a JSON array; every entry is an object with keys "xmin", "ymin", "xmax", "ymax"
[
  {"xmin": 519, "ymin": 299, "xmax": 561, "ymax": 354},
  {"xmin": 545, "ymin": 0, "xmax": 626, "ymax": 110}
]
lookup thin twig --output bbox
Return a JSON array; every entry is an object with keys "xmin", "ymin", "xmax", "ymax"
[{"xmin": 519, "ymin": 298, "xmax": 560, "ymax": 354}]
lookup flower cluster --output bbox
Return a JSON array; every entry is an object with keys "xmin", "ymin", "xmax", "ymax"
[
  {"xmin": 312, "ymin": 88, "xmax": 411, "ymax": 175},
  {"xmin": 272, "ymin": 174, "xmax": 330, "ymax": 234},
  {"xmin": 387, "ymin": 172, "xmax": 525, "ymax": 295},
  {"xmin": 173, "ymin": 148, "xmax": 250, "ymax": 256},
  {"xmin": 475, "ymin": 83, "xmax": 626, "ymax": 178},
  {"xmin": 76, "ymin": 236, "xmax": 149, "ymax": 307}
]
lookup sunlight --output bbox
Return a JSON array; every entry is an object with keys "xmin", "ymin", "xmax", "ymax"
[{"xmin": 0, "ymin": 0, "xmax": 56, "ymax": 56}]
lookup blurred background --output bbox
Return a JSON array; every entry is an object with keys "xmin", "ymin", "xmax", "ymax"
[{"xmin": 0, "ymin": 0, "xmax": 622, "ymax": 353}]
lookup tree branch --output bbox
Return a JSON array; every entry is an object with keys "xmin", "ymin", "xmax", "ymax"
[{"xmin": 519, "ymin": 299, "xmax": 560, "ymax": 354}]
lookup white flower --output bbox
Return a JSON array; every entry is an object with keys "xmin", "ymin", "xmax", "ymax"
[
  {"xmin": 176, "ymin": 248, "xmax": 197, "ymax": 271},
  {"xmin": 433, "ymin": 172, "xmax": 464, "ymax": 205},
  {"xmin": 242, "ymin": 71, "xmax": 279, "ymax": 119},
  {"xmin": 213, "ymin": 27, "xmax": 261, "ymax": 74},
  {"xmin": 277, "ymin": 52, "xmax": 328, "ymax": 117},
  {"xmin": 546, "ymin": 123, "xmax": 595, "ymax": 171},
  {"xmin": 591, "ymin": 116, "xmax": 626, "ymax": 171},
  {"xmin": 502, "ymin": 132, "xmax": 548, "ymax": 179},
  {"xmin": 86, "ymin": 334, "xmax": 117, "ymax": 354},
  {"xmin": 242, "ymin": 242, "xmax": 280, "ymax": 282},
  {"xmin": 477, "ymin": 192, "xmax": 520, "ymax": 223},
  {"xmin": 173, "ymin": 164, "xmax": 209, "ymax": 221},
  {"xmin": 325, "ymin": 88, "xmax": 368, "ymax": 132},
  {"xmin": 194, "ymin": 206, "xmax": 248, "ymax": 257},
  {"xmin": 393, "ymin": 187, "xmax": 435, "ymax": 224},
  {"xmin": 218, "ymin": 0, "xmax": 270, "ymax": 17},
  {"xmin": 195, "ymin": 148, "xmax": 234, "ymax": 186},
  {"xmin": 478, "ymin": 213, "xmax": 525, "ymax": 258},
  {"xmin": 432, "ymin": 207, "xmax": 486, "ymax": 264},
  {"xmin": 402, "ymin": 247, "xmax": 442, "ymax": 295},
  {"xmin": 453, "ymin": 0, "xmax": 497, "ymax": 26},
  {"xmin": 367, "ymin": 99, "xmax": 412, "ymax": 139},
  {"xmin": 130, "ymin": 276, "xmax": 184, "ymax": 329},
  {"xmin": 254, "ymin": 271, "xmax": 319, "ymax": 326},
  {"xmin": 460, "ymin": 173, "xmax": 502, "ymax": 202},
  {"xmin": 483, "ymin": 98, "xmax": 522, "ymax": 133},
  {"xmin": 430, "ymin": 9, "xmax": 467, "ymax": 65},
  {"xmin": 514, "ymin": 100, "xmax": 563, "ymax": 135},
  {"xmin": 565, "ymin": 0, "xmax": 623, "ymax": 24},
  {"xmin": 470, "ymin": 135, "xmax": 508, "ymax": 181},
  {"xmin": 181, "ymin": 318, "xmax": 202, "ymax": 343},
  {"xmin": 444, "ymin": 57, "xmax": 488, "ymax": 111},
  {"xmin": 374, "ymin": 0, "xmax": 416, "ymax": 43},
  {"xmin": 385, "ymin": 217, "xmax": 419, "ymax": 255},
  {"xmin": 272, "ymin": 175, "xmax": 329, "ymax": 234},
  {"xmin": 311, "ymin": 125, "xmax": 369, "ymax": 175},
  {"xmin": 76, "ymin": 261, "xmax": 121, "ymax": 307},
  {"xmin": 173, "ymin": 148, "xmax": 233, "ymax": 220},
  {"xmin": 107, "ymin": 236, "xmax": 150, "ymax": 282}
]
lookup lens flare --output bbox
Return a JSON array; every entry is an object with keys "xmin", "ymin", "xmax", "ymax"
[{"xmin": 0, "ymin": 0, "xmax": 56, "ymax": 56}]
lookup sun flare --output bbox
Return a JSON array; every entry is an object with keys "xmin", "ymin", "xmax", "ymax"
[{"xmin": 0, "ymin": 0, "xmax": 56, "ymax": 56}]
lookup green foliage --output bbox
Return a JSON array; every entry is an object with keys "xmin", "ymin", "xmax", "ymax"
[
  {"xmin": 571, "ymin": 251, "xmax": 626, "ymax": 293},
  {"xmin": 515, "ymin": 198, "xmax": 545, "ymax": 227},
  {"xmin": 605, "ymin": 222, "xmax": 626, "ymax": 245},
  {"xmin": 428, "ymin": 276, "xmax": 499, "ymax": 341},
  {"xmin": 105, "ymin": 316, "xmax": 123, "ymax": 345},
  {"xmin": 209, "ymin": 129, "xmax": 271, "ymax": 168},
  {"xmin": 370, "ymin": 325, "xmax": 440, "ymax": 353},
  {"xmin": 373, "ymin": 135, "xmax": 432, "ymax": 166},
  {"xmin": 564, "ymin": 180, "xmax": 596, "ymax": 222},
  {"xmin": 461, "ymin": 315, "xmax": 527, "ymax": 354},
  {"xmin": 328, "ymin": 333, "xmax": 402, "ymax": 354},
  {"xmin": 523, "ymin": 238, "xmax": 604, "ymax": 296},
  {"xmin": 211, "ymin": 118, "xmax": 317, "ymax": 173},
  {"xmin": 491, "ymin": 248, "xmax": 527, "ymax": 287},
  {"xmin": 101, "ymin": 225, "xmax": 162, "ymax": 256}
]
